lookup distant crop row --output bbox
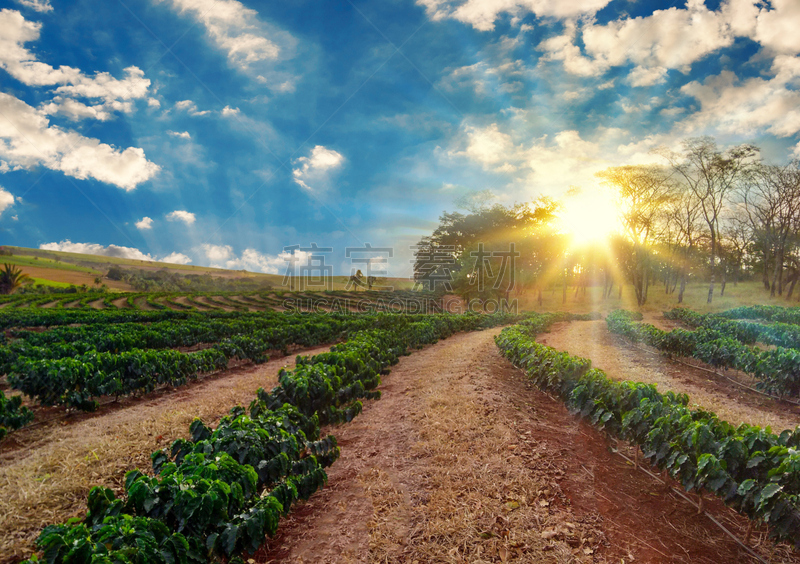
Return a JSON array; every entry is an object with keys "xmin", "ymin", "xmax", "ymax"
[
  {"xmin": 2, "ymin": 312, "xmax": 495, "ymax": 413},
  {"xmin": 0, "ymin": 289, "xmax": 440, "ymax": 316},
  {"xmin": 665, "ymin": 307, "xmax": 800, "ymax": 350},
  {"xmin": 497, "ymin": 317, "xmax": 800, "ymax": 547},
  {"xmin": 3, "ymin": 313, "xmax": 381, "ymax": 411},
  {"xmin": 606, "ymin": 309, "xmax": 800, "ymax": 397},
  {"xmin": 23, "ymin": 312, "xmax": 519, "ymax": 563}
]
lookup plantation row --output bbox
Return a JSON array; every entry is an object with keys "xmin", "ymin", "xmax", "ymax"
[
  {"xmin": 23, "ymin": 312, "xmax": 518, "ymax": 563},
  {"xmin": 3, "ymin": 313, "xmax": 394, "ymax": 412},
  {"xmin": 0, "ymin": 289, "xmax": 439, "ymax": 315},
  {"xmin": 496, "ymin": 317, "xmax": 800, "ymax": 547},
  {"xmin": 717, "ymin": 305, "xmax": 800, "ymax": 325},
  {"xmin": 665, "ymin": 307, "xmax": 800, "ymax": 350},
  {"xmin": 0, "ymin": 390, "xmax": 33, "ymax": 440},
  {"xmin": 606, "ymin": 310, "xmax": 800, "ymax": 397}
]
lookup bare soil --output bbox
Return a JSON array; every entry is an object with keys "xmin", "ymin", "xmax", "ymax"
[{"xmin": 252, "ymin": 328, "xmax": 792, "ymax": 564}]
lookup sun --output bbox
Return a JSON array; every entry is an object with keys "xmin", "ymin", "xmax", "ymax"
[{"xmin": 557, "ymin": 187, "xmax": 621, "ymax": 246}]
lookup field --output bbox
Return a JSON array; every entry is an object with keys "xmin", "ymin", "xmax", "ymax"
[
  {"xmin": 0, "ymin": 246, "xmax": 416, "ymax": 293},
  {"xmin": 1, "ymin": 288, "xmax": 800, "ymax": 563}
]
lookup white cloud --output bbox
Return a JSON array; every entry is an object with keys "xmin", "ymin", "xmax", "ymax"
[
  {"xmin": 166, "ymin": 210, "xmax": 196, "ymax": 224},
  {"xmin": 174, "ymin": 100, "xmax": 209, "ymax": 116},
  {"xmin": 0, "ymin": 10, "xmax": 150, "ymax": 120},
  {"xmin": 200, "ymin": 243, "xmax": 311, "ymax": 274},
  {"xmin": 619, "ymin": 99, "xmax": 652, "ymax": 114},
  {"xmin": 159, "ymin": 0, "xmax": 297, "ymax": 90},
  {"xmin": 162, "ymin": 252, "xmax": 192, "ymax": 265},
  {"xmin": 450, "ymin": 123, "xmax": 516, "ymax": 171},
  {"xmin": 135, "ymin": 216, "xmax": 153, "ymax": 230},
  {"xmin": 627, "ymin": 65, "xmax": 668, "ymax": 87},
  {"xmin": 14, "ymin": 0, "xmax": 52, "ymax": 13},
  {"xmin": 40, "ymin": 240, "xmax": 156, "ymax": 261},
  {"xmin": 417, "ymin": 0, "xmax": 612, "ymax": 31},
  {"xmin": 221, "ymin": 105, "xmax": 240, "ymax": 116},
  {"xmin": 536, "ymin": 1, "xmax": 800, "ymax": 85},
  {"xmin": 201, "ymin": 243, "xmax": 233, "ymax": 263},
  {"xmin": 538, "ymin": 22, "xmax": 604, "ymax": 77},
  {"xmin": 167, "ymin": 130, "xmax": 191, "ymax": 139},
  {"xmin": 679, "ymin": 55, "xmax": 800, "ymax": 137},
  {"xmin": 292, "ymin": 145, "xmax": 344, "ymax": 192},
  {"xmin": 0, "ymin": 186, "xmax": 15, "ymax": 216},
  {"xmin": 445, "ymin": 121, "xmax": 664, "ymax": 196},
  {"xmin": 40, "ymin": 240, "xmax": 191, "ymax": 264},
  {"xmin": 441, "ymin": 59, "xmax": 525, "ymax": 95},
  {"xmin": 147, "ymin": 98, "xmax": 161, "ymax": 108},
  {"xmin": 661, "ymin": 106, "xmax": 686, "ymax": 117},
  {"xmin": 752, "ymin": 0, "xmax": 800, "ymax": 55},
  {"xmin": 791, "ymin": 142, "xmax": 800, "ymax": 160},
  {"xmin": 0, "ymin": 92, "xmax": 160, "ymax": 190}
]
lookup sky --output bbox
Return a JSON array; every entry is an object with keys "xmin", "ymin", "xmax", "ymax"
[{"xmin": 1, "ymin": 0, "xmax": 800, "ymax": 278}]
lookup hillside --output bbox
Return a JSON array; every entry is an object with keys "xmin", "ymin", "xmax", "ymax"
[{"xmin": 0, "ymin": 246, "xmax": 414, "ymax": 292}]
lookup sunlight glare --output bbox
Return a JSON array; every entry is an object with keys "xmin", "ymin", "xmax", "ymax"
[{"xmin": 558, "ymin": 187, "xmax": 620, "ymax": 246}]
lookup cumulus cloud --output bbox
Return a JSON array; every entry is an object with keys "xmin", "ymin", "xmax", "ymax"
[
  {"xmin": 221, "ymin": 105, "xmax": 240, "ymax": 116},
  {"xmin": 450, "ymin": 123, "xmax": 517, "ymax": 171},
  {"xmin": 416, "ymin": 0, "xmax": 611, "ymax": 31},
  {"xmin": 752, "ymin": 0, "xmax": 800, "ymax": 55},
  {"xmin": 0, "ymin": 92, "xmax": 160, "ymax": 190},
  {"xmin": 161, "ymin": 252, "xmax": 192, "ymax": 265},
  {"xmin": 40, "ymin": 240, "xmax": 192, "ymax": 264},
  {"xmin": 292, "ymin": 145, "xmax": 344, "ymax": 192},
  {"xmin": 536, "ymin": 1, "xmax": 800, "ymax": 88},
  {"xmin": 159, "ymin": 0, "xmax": 297, "ymax": 89},
  {"xmin": 14, "ymin": 0, "xmax": 52, "ymax": 13},
  {"xmin": 40, "ymin": 240, "xmax": 156, "ymax": 261},
  {"xmin": 0, "ymin": 186, "xmax": 15, "ymax": 216},
  {"xmin": 627, "ymin": 65, "xmax": 669, "ymax": 87},
  {"xmin": 445, "ymin": 121, "xmax": 663, "ymax": 195},
  {"xmin": 0, "ymin": 9, "xmax": 150, "ymax": 120},
  {"xmin": 167, "ymin": 130, "xmax": 191, "ymax": 139},
  {"xmin": 441, "ymin": 59, "xmax": 525, "ymax": 95},
  {"xmin": 174, "ymin": 100, "xmax": 209, "ymax": 116},
  {"xmin": 200, "ymin": 243, "xmax": 310, "ymax": 274},
  {"xmin": 166, "ymin": 210, "xmax": 196, "ymax": 224},
  {"xmin": 135, "ymin": 216, "xmax": 153, "ymax": 230},
  {"xmin": 679, "ymin": 55, "xmax": 800, "ymax": 137}
]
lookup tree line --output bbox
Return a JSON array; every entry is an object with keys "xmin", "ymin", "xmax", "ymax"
[{"xmin": 414, "ymin": 136, "xmax": 800, "ymax": 306}]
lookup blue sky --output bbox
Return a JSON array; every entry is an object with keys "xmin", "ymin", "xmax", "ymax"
[{"xmin": 1, "ymin": 0, "xmax": 799, "ymax": 277}]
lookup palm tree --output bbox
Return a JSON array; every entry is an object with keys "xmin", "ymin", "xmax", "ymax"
[{"xmin": 0, "ymin": 264, "xmax": 32, "ymax": 294}]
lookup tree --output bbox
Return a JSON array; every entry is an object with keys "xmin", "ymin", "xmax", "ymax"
[
  {"xmin": 413, "ymin": 198, "xmax": 561, "ymax": 301},
  {"xmin": 597, "ymin": 165, "xmax": 675, "ymax": 306},
  {"xmin": 657, "ymin": 137, "xmax": 759, "ymax": 303},
  {"xmin": 0, "ymin": 264, "xmax": 32, "ymax": 294},
  {"xmin": 738, "ymin": 162, "xmax": 800, "ymax": 297}
]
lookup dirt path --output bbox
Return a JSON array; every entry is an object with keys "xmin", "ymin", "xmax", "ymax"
[
  {"xmin": 254, "ymin": 329, "xmax": 791, "ymax": 563},
  {"xmin": 539, "ymin": 320, "xmax": 800, "ymax": 432},
  {"xmin": 0, "ymin": 345, "xmax": 333, "ymax": 563}
]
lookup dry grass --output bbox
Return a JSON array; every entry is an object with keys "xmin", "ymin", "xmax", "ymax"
[
  {"xmin": 359, "ymin": 328, "xmax": 600, "ymax": 563},
  {"xmin": 517, "ymin": 280, "xmax": 798, "ymax": 316},
  {"xmin": 0, "ymin": 347, "xmax": 331, "ymax": 563}
]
